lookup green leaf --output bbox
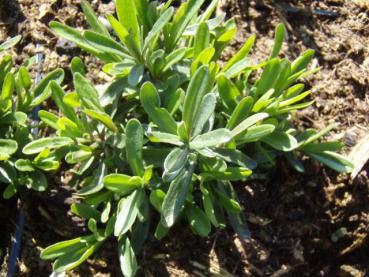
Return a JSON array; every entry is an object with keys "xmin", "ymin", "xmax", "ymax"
[
  {"xmin": 291, "ymin": 49, "xmax": 315, "ymax": 75},
  {"xmin": 40, "ymin": 236, "xmax": 94, "ymax": 260},
  {"xmin": 106, "ymin": 14, "xmax": 129, "ymax": 44},
  {"xmin": 214, "ymin": 188, "xmax": 241, "ymax": 213},
  {"xmin": 262, "ymin": 131, "xmax": 298, "ymax": 151},
  {"xmin": 301, "ymin": 141, "xmax": 343, "ymax": 153},
  {"xmin": 162, "ymin": 162, "xmax": 195, "ymax": 227},
  {"xmin": 0, "ymin": 162, "xmax": 16, "ymax": 183},
  {"xmin": 31, "ymin": 69, "xmax": 65, "ymax": 107},
  {"xmin": 100, "ymin": 202, "xmax": 111, "ymax": 224},
  {"xmin": 197, "ymin": 0, "xmax": 220, "ymax": 22},
  {"xmin": 202, "ymin": 167, "xmax": 252, "ymax": 181},
  {"xmin": 63, "ymin": 92, "xmax": 81, "ymax": 108},
  {"xmin": 255, "ymin": 59, "xmax": 280, "ymax": 96},
  {"xmin": 3, "ymin": 183, "xmax": 17, "ymax": 199},
  {"xmin": 140, "ymin": 82, "xmax": 177, "ymax": 134},
  {"xmin": 0, "ymin": 112, "xmax": 27, "ymax": 126},
  {"xmin": 270, "ymin": 23, "xmax": 286, "ymax": 58},
  {"xmin": 134, "ymin": 0, "xmax": 151, "ymax": 31},
  {"xmin": 163, "ymin": 48, "xmax": 187, "ymax": 72},
  {"xmin": 78, "ymin": 163, "xmax": 106, "ymax": 196},
  {"xmin": 301, "ymin": 123, "xmax": 337, "ymax": 146},
  {"xmin": 183, "ymin": 66, "xmax": 210, "ymax": 135},
  {"xmin": 83, "ymin": 31, "xmax": 127, "ymax": 59},
  {"xmin": 146, "ymin": 131, "xmax": 183, "ymax": 146},
  {"xmin": 144, "ymin": 7, "xmax": 174, "ymax": 51},
  {"xmin": 80, "ymin": 0, "xmax": 110, "ymax": 37},
  {"xmin": 57, "ymin": 117, "xmax": 83, "ymax": 137},
  {"xmin": 163, "ymin": 147, "xmax": 189, "ymax": 183},
  {"xmin": 227, "ymin": 209, "xmax": 250, "ymax": 240},
  {"xmin": 74, "ymin": 72, "xmax": 103, "ymax": 112},
  {"xmin": 126, "ymin": 119, "xmax": 144, "ymax": 176},
  {"xmin": 28, "ymin": 171, "xmax": 48, "ymax": 192},
  {"xmin": 279, "ymin": 90, "xmax": 312, "ymax": 108},
  {"xmin": 223, "ymin": 35, "xmax": 255, "ymax": 72},
  {"xmin": 50, "ymin": 81, "xmax": 79, "ymax": 124},
  {"xmin": 190, "ymin": 129, "xmax": 232, "ymax": 149},
  {"xmin": 226, "ymin": 96, "xmax": 254, "ymax": 129},
  {"xmin": 71, "ymin": 57, "xmax": 86, "ymax": 76},
  {"xmin": 34, "ymin": 159, "xmax": 60, "ymax": 172},
  {"xmin": 252, "ymin": 89, "xmax": 275, "ymax": 112},
  {"xmin": 0, "ymin": 139, "xmax": 18, "ymax": 156},
  {"xmin": 184, "ymin": 11, "xmax": 224, "ymax": 36},
  {"xmin": 71, "ymin": 203, "xmax": 101, "ymax": 221},
  {"xmin": 142, "ymin": 147, "xmax": 171, "ymax": 167},
  {"xmin": 18, "ymin": 66, "xmax": 31, "ymax": 90},
  {"xmin": 285, "ymin": 152, "xmax": 305, "ymax": 173},
  {"xmin": 104, "ymin": 174, "xmax": 142, "ymax": 194},
  {"xmin": 237, "ymin": 124, "xmax": 276, "ymax": 144},
  {"xmin": 50, "ymin": 21, "xmax": 102, "ymax": 55},
  {"xmin": 150, "ymin": 189, "xmax": 165, "ymax": 212},
  {"xmin": 168, "ymin": 0, "xmax": 205, "ymax": 50},
  {"xmin": 1, "ymin": 72, "xmax": 15, "ymax": 101},
  {"xmin": 128, "ymin": 64, "xmax": 144, "ymax": 86},
  {"xmin": 154, "ymin": 220, "xmax": 169, "ymax": 240},
  {"xmin": 284, "ymin": 83, "xmax": 305, "ymax": 98},
  {"xmin": 83, "ymin": 109, "xmax": 118, "ymax": 132},
  {"xmin": 116, "ymin": 0, "xmax": 141, "ymax": 50},
  {"xmin": 191, "ymin": 93, "xmax": 216, "ymax": 137},
  {"xmin": 0, "ymin": 35, "xmax": 21, "ymax": 51},
  {"xmin": 114, "ymin": 189, "xmax": 144, "ymax": 236},
  {"xmin": 194, "ymin": 22, "xmax": 210, "ymax": 56},
  {"xmin": 191, "ymin": 46, "xmax": 215, "ymax": 74},
  {"xmin": 119, "ymin": 237, "xmax": 138, "ymax": 277},
  {"xmin": 217, "ymin": 75, "xmax": 241, "ymax": 113},
  {"xmin": 231, "ymin": 113, "xmax": 269, "ymax": 138},
  {"xmin": 53, "ymin": 242, "xmax": 100, "ymax": 273},
  {"xmin": 213, "ymin": 148, "xmax": 257, "ymax": 169},
  {"xmin": 15, "ymin": 159, "xmax": 34, "ymax": 172},
  {"xmin": 65, "ymin": 148, "xmax": 92, "ymax": 164},
  {"xmin": 222, "ymin": 58, "xmax": 249, "ymax": 78},
  {"xmin": 308, "ymin": 151, "xmax": 354, "ymax": 173},
  {"xmin": 200, "ymin": 183, "xmax": 219, "ymax": 227},
  {"xmin": 39, "ymin": 110, "xmax": 59, "ymax": 130},
  {"xmin": 186, "ymin": 204, "xmax": 211, "ymax": 237},
  {"xmin": 23, "ymin": 137, "xmax": 74, "ymax": 155}
]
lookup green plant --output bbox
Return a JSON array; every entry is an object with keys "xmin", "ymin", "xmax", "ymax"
[
  {"xmin": 37, "ymin": 0, "xmax": 354, "ymax": 276},
  {"xmin": 50, "ymin": 0, "xmax": 231, "ymax": 81},
  {"xmin": 0, "ymin": 36, "xmax": 65, "ymax": 198}
]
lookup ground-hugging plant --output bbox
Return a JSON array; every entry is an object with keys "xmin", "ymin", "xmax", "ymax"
[
  {"xmin": 0, "ymin": 36, "xmax": 65, "ymax": 198},
  {"xmin": 33, "ymin": 0, "xmax": 354, "ymax": 276}
]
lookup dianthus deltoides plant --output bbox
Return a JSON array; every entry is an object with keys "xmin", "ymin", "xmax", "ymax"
[{"xmin": 2, "ymin": 0, "xmax": 351, "ymax": 275}]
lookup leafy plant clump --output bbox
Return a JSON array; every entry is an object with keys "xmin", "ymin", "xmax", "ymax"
[
  {"xmin": 0, "ymin": 36, "xmax": 65, "ymax": 198},
  {"xmin": 0, "ymin": 0, "xmax": 352, "ymax": 276}
]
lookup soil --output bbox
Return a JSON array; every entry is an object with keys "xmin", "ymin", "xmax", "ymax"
[{"xmin": 1, "ymin": 0, "xmax": 369, "ymax": 276}]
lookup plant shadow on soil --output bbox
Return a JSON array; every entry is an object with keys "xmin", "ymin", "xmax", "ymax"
[{"xmin": 0, "ymin": 0, "xmax": 25, "ymax": 37}]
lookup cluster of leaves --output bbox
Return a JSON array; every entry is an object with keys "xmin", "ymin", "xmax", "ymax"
[
  {"xmin": 0, "ymin": 0, "xmax": 354, "ymax": 276},
  {"xmin": 0, "ymin": 36, "xmax": 65, "ymax": 198}
]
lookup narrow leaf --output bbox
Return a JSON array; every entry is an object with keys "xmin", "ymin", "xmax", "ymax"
[
  {"xmin": 114, "ymin": 189, "xmax": 144, "ymax": 236},
  {"xmin": 162, "ymin": 162, "xmax": 195, "ymax": 227},
  {"xmin": 126, "ymin": 119, "xmax": 144, "ymax": 176},
  {"xmin": 23, "ymin": 137, "xmax": 74, "ymax": 155},
  {"xmin": 190, "ymin": 129, "xmax": 232, "ymax": 149},
  {"xmin": 231, "ymin": 113, "xmax": 269, "ymax": 138}
]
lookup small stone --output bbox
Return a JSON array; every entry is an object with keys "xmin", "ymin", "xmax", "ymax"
[
  {"xmin": 344, "ymin": 129, "xmax": 358, "ymax": 147},
  {"xmin": 55, "ymin": 38, "xmax": 78, "ymax": 54}
]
